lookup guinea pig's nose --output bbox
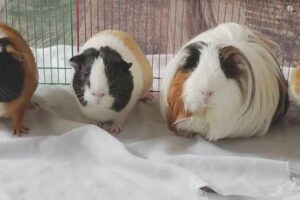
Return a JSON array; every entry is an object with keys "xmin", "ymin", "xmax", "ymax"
[
  {"xmin": 92, "ymin": 92, "xmax": 105, "ymax": 98},
  {"xmin": 201, "ymin": 90, "xmax": 214, "ymax": 98}
]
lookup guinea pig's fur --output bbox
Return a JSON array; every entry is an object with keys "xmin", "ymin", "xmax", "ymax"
[
  {"xmin": 160, "ymin": 22, "xmax": 289, "ymax": 141},
  {"xmin": 289, "ymin": 58, "xmax": 300, "ymax": 123},
  {"xmin": 0, "ymin": 23, "xmax": 38, "ymax": 135},
  {"xmin": 69, "ymin": 30, "xmax": 153, "ymax": 134}
]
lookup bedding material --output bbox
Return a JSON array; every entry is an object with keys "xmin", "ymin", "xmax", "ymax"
[{"xmin": 0, "ymin": 85, "xmax": 299, "ymax": 199}]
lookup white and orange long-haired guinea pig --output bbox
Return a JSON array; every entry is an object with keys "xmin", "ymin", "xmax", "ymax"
[
  {"xmin": 0, "ymin": 23, "xmax": 38, "ymax": 135},
  {"xmin": 160, "ymin": 22, "xmax": 289, "ymax": 141},
  {"xmin": 69, "ymin": 30, "xmax": 153, "ymax": 134}
]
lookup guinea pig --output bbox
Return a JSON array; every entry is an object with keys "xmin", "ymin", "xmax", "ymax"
[
  {"xmin": 0, "ymin": 23, "xmax": 38, "ymax": 135},
  {"xmin": 289, "ymin": 58, "xmax": 300, "ymax": 123},
  {"xmin": 69, "ymin": 30, "xmax": 153, "ymax": 134},
  {"xmin": 160, "ymin": 22, "xmax": 289, "ymax": 141}
]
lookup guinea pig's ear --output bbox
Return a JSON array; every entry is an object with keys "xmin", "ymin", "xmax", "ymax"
[
  {"xmin": 218, "ymin": 45, "xmax": 249, "ymax": 79},
  {"xmin": 69, "ymin": 55, "xmax": 84, "ymax": 71},
  {"xmin": 121, "ymin": 61, "xmax": 132, "ymax": 71}
]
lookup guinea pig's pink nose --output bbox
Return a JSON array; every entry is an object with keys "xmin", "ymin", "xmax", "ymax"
[
  {"xmin": 92, "ymin": 92, "xmax": 105, "ymax": 98},
  {"xmin": 201, "ymin": 90, "xmax": 214, "ymax": 98}
]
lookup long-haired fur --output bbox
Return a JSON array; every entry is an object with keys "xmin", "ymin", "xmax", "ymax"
[
  {"xmin": 160, "ymin": 22, "xmax": 289, "ymax": 140},
  {"xmin": 166, "ymin": 71, "xmax": 191, "ymax": 132}
]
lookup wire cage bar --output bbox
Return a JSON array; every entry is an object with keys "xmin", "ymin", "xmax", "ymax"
[
  {"xmin": 0, "ymin": 0, "xmax": 299, "ymax": 92},
  {"xmin": 1, "ymin": 0, "xmax": 74, "ymax": 85}
]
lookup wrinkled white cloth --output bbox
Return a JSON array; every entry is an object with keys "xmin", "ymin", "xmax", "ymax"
[
  {"xmin": 0, "ymin": 126, "xmax": 205, "ymax": 200},
  {"xmin": 0, "ymin": 85, "xmax": 299, "ymax": 200}
]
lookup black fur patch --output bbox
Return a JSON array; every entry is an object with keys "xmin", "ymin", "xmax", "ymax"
[
  {"xmin": 0, "ymin": 37, "xmax": 24, "ymax": 102},
  {"xmin": 70, "ymin": 48, "xmax": 99, "ymax": 106},
  {"xmin": 219, "ymin": 46, "xmax": 256, "ymax": 115},
  {"xmin": 219, "ymin": 51, "xmax": 243, "ymax": 79},
  {"xmin": 70, "ymin": 46, "xmax": 134, "ymax": 111},
  {"xmin": 180, "ymin": 41, "xmax": 207, "ymax": 72},
  {"xmin": 273, "ymin": 89, "xmax": 289, "ymax": 122},
  {"xmin": 271, "ymin": 57, "xmax": 290, "ymax": 123},
  {"xmin": 99, "ymin": 46, "xmax": 133, "ymax": 112}
]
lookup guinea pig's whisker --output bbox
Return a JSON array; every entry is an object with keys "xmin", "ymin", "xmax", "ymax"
[
  {"xmin": 75, "ymin": 92, "xmax": 84, "ymax": 96},
  {"xmin": 75, "ymin": 91, "xmax": 84, "ymax": 97},
  {"xmin": 111, "ymin": 94, "xmax": 122, "ymax": 100},
  {"xmin": 74, "ymin": 90, "xmax": 84, "ymax": 96},
  {"xmin": 113, "ymin": 98, "xmax": 122, "ymax": 103},
  {"xmin": 74, "ymin": 88, "xmax": 83, "ymax": 92},
  {"xmin": 0, "ymin": 91, "xmax": 6, "ymax": 99},
  {"xmin": 76, "ymin": 95, "xmax": 84, "ymax": 99},
  {"xmin": 0, "ymin": 90, "xmax": 12, "ymax": 98},
  {"xmin": 0, "ymin": 92, "xmax": 16, "ymax": 101},
  {"xmin": 0, "ymin": 91, "xmax": 10, "ymax": 101},
  {"xmin": 75, "ymin": 90, "xmax": 83, "ymax": 94},
  {"xmin": 0, "ymin": 88, "xmax": 18, "ymax": 95},
  {"xmin": 112, "ymin": 95, "xmax": 124, "ymax": 103}
]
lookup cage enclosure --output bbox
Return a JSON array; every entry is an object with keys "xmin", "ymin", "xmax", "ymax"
[{"xmin": 0, "ymin": 0, "xmax": 299, "ymax": 92}]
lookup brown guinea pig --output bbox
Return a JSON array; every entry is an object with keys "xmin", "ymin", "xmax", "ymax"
[{"xmin": 0, "ymin": 23, "xmax": 38, "ymax": 135}]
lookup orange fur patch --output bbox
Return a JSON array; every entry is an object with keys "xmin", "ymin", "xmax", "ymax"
[
  {"xmin": 166, "ymin": 71, "xmax": 191, "ymax": 132},
  {"xmin": 292, "ymin": 59, "xmax": 300, "ymax": 95}
]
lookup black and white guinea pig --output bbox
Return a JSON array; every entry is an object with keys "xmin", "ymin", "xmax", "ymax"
[
  {"xmin": 69, "ymin": 30, "xmax": 153, "ymax": 134},
  {"xmin": 160, "ymin": 22, "xmax": 289, "ymax": 141}
]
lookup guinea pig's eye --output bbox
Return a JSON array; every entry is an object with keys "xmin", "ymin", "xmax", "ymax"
[{"xmin": 84, "ymin": 70, "xmax": 89, "ymax": 77}]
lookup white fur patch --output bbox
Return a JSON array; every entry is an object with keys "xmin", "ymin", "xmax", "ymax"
[
  {"xmin": 84, "ymin": 57, "xmax": 114, "ymax": 108},
  {"xmin": 0, "ymin": 32, "xmax": 7, "ymax": 52},
  {"xmin": 0, "ymin": 32, "xmax": 6, "ymax": 39}
]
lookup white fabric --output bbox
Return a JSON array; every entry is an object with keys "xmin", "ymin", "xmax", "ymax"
[
  {"xmin": 0, "ymin": 85, "xmax": 299, "ymax": 199},
  {"xmin": 0, "ymin": 126, "xmax": 204, "ymax": 200}
]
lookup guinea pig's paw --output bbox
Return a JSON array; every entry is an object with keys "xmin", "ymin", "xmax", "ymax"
[
  {"xmin": 102, "ymin": 123, "xmax": 122, "ymax": 134},
  {"xmin": 28, "ymin": 101, "xmax": 40, "ymax": 110},
  {"xmin": 289, "ymin": 117, "xmax": 300, "ymax": 124},
  {"xmin": 13, "ymin": 125, "xmax": 29, "ymax": 136},
  {"xmin": 139, "ymin": 92, "xmax": 156, "ymax": 102},
  {"xmin": 11, "ymin": 115, "xmax": 29, "ymax": 136},
  {"xmin": 95, "ymin": 122, "xmax": 104, "ymax": 127},
  {"xmin": 175, "ymin": 130, "xmax": 196, "ymax": 138}
]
